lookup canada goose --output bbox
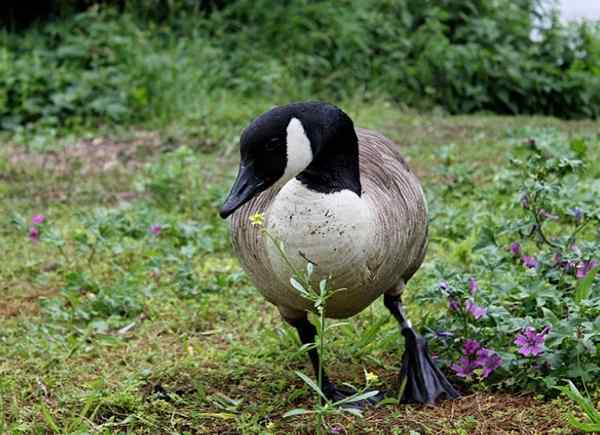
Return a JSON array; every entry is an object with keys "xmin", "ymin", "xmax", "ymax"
[{"xmin": 219, "ymin": 102, "xmax": 459, "ymax": 404}]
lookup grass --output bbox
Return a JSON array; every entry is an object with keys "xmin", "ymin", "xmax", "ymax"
[{"xmin": 1, "ymin": 105, "xmax": 599, "ymax": 434}]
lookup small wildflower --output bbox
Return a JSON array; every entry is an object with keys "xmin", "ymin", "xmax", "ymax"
[
  {"xmin": 468, "ymin": 276, "xmax": 478, "ymax": 295},
  {"xmin": 365, "ymin": 371, "xmax": 379, "ymax": 384},
  {"xmin": 448, "ymin": 297, "xmax": 461, "ymax": 312},
  {"xmin": 29, "ymin": 226, "xmax": 40, "ymax": 242},
  {"xmin": 522, "ymin": 255, "xmax": 538, "ymax": 269},
  {"xmin": 474, "ymin": 348, "xmax": 502, "ymax": 378},
  {"xmin": 32, "ymin": 214, "xmax": 46, "ymax": 225},
  {"xmin": 510, "ymin": 242, "xmax": 521, "ymax": 257},
  {"xmin": 465, "ymin": 300, "xmax": 487, "ymax": 320},
  {"xmin": 249, "ymin": 212, "xmax": 265, "ymax": 227},
  {"xmin": 576, "ymin": 259, "xmax": 598, "ymax": 279},
  {"xmin": 149, "ymin": 224, "xmax": 162, "ymax": 235},
  {"xmin": 451, "ymin": 356, "xmax": 478, "ymax": 378},
  {"xmin": 514, "ymin": 326, "xmax": 549, "ymax": 357},
  {"xmin": 463, "ymin": 339, "xmax": 481, "ymax": 356}
]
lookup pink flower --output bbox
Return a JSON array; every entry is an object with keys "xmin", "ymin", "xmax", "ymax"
[
  {"xmin": 510, "ymin": 242, "xmax": 521, "ymax": 257},
  {"xmin": 468, "ymin": 277, "xmax": 478, "ymax": 295},
  {"xmin": 451, "ymin": 356, "xmax": 478, "ymax": 378},
  {"xmin": 29, "ymin": 226, "xmax": 40, "ymax": 242},
  {"xmin": 448, "ymin": 297, "xmax": 461, "ymax": 312},
  {"xmin": 522, "ymin": 256, "xmax": 538, "ymax": 269},
  {"xmin": 149, "ymin": 224, "xmax": 162, "ymax": 235},
  {"xmin": 465, "ymin": 300, "xmax": 487, "ymax": 320},
  {"xmin": 452, "ymin": 344, "xmax": 502, "ymax": 379},
  {"xmin": 576, "ymin": 260, "xmax": 598, "ymax": 279},
  {"xmin": 32, "ymin": 215, "xmax": 46, "ymax": 225},
  {"xmin": 514, "ymin": 326, "xmax": 550, "ymax": 357},
  {"xmin": 474, "ymin": 348, "xmax": 502, "ymax": 378},
  {"xmin": 463, "ymin": 339, "xmax": 481, "ymax": 356}
]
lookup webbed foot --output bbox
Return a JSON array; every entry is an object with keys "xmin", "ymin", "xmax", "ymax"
[{"xmin": 399, "ymin": 327, "xmax": 461, "ymax": 404}]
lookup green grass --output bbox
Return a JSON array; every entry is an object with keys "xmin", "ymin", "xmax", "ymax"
[{"xmin": 1, "ymin": 106, "xmax": 598, "ymax": 434}]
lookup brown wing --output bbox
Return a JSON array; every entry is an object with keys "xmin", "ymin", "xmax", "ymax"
[{"xmin": 356, "ymin": 128, "xmax": 428, "ymax": 287}]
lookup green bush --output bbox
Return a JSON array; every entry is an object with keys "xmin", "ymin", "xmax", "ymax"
[{"xmin": 1, "ymin": 0, "xmax": 599, "ymax": 136}]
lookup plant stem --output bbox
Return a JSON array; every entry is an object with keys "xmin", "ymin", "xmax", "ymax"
[{"xmin": 317, "ymin": 305, "xmax": 325, "ymax": 434}]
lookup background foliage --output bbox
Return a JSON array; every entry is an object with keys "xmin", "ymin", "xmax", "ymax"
[{"xmin": 2, "ymin": 0, "xmax": 600, "ymax": 138}]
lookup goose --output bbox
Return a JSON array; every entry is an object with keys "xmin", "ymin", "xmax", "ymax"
[{"xmin": 219, "ymin": 101, "xmax": 459, "ymax": 404}]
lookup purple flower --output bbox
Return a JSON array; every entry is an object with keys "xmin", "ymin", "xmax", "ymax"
[
  {"xmin": 520, "ymin": 194, "xmax": 529, "ymax": 209},
  {"xmin": 463, "ymin": 339, "xmax": 481, "ymax": 356},
  {"xmin": 149, "ymin": 224, "xmax": 162, "ymax": 235},
  {"xmin": 468, "ymin": 277, "xmax": 478, "ymax": 295},
  {"xmin": 451, "ymin": 356, "xmax": 478, "ymax": 378},
  {"xmin": 32, "ymin": 214, "xmax": 46, "ymax": 225},
  {"xmin": 510, "ymin": 242, "xmax": 521, "ymax": 257},
  {"xmin": 29, "ymin": 226, "xmax": 40, "ymax": 242},
  {"xmin": 465, "ymin": 300, "xmax": 487, "ymax": 319},
  {"xmin": 514, "ymin": 327, "xmax": 549, "ymax": 357},
  {"xmin": 474, "ymin": 348, "xmax": 502, "ymax": 378},
  {"xmin": 438, "ymin": 281, "xmax": 449, "ymax": 291},
  {"xmin": 448, "ymin": 297, "xmax": 461, "ymax": 312},
  {"xmin": 522, "ymin": 256, "xmax": 538, "ymax": 269},
  {"xmin": 576, "ymin": 259, "xmax": 599, "ymax": 279},
  {"xmin": 570, "ymin": 207, "xmax": 584, "ymax": 224}
]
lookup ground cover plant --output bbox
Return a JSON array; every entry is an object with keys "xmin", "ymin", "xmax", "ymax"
[
  {"xmin": 1, "ymin": 108, "xmax": 599, "ymax": 433},
  {"xmin": 2, "ymin": 0, "xmax": 600, "ymax": 144}
]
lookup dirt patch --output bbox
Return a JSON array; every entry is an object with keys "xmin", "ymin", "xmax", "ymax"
[
  {"xmin": 0, "ymin": 281, "xmax": 59, "ymax": 318},
  {"xmin": 7, "ymin": 131, "xmax": 163, "ymax": 176},
  {"xmin": 391, "ymin": 392, "xmax": 569, "ymax": 434}
]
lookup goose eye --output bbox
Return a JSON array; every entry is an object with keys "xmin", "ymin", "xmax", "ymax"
[{"xmin": 265, "ymin": 137, "xmax": 281, "ymax": 151}]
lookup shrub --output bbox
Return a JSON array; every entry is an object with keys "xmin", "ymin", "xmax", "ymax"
[
  {"xmin": 415, "ymin": 131, "xmax": 600, "ymax": 394},
  {"xmin": 1, "ymin": 1, "xmax": 599, "ymax": 136}
]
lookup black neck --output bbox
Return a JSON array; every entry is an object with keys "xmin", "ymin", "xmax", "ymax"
[{"xmin": 296, "ymin": 111, "xmax": 362, "ymax": 196}]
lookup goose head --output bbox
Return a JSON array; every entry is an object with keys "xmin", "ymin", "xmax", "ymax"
[{"xmin": 219, "ymin": 101, "xmax": 361, "ymax": 219}]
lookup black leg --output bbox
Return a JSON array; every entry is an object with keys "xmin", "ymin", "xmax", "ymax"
[
  {"xmin": 286, "ymin": 315, "xmax": 383, "ymax": 406},
  {"xmin": 384, "ymin": 293, "xmax": 460, "ymax": 404}
]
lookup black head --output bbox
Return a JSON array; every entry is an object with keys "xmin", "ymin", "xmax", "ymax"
[{"xmin": 219, "ymin": 101, "xmax": 360, "ymax": 219}]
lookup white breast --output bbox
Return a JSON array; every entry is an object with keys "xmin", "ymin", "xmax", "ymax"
[{"xmin": 265, "ymin": 178, "xmax": 375, "ymax": 292}]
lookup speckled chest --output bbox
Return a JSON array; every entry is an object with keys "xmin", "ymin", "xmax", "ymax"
[{"xmin": 265, "ymin": 179, "xmax": 374, "ymax": 287}]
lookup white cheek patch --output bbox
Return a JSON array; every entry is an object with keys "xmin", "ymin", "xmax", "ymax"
[{"xmin": 281, "ymin": 117, "xmax": 313, "ymax": 183}]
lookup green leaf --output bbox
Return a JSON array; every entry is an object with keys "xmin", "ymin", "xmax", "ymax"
[
  {"xmin": 290, "ymin": 278, "xmax": 308, "ymax": 295},
  {"xmin": 570, "ymin": 138, "xmax": 588, "ymax": 158},
  {"xmin": 334, "ymin": 390, "xmax": 380, "ymax": 405},
  {"xmin": 40, "ymin": 404, "xmax": 60, "ymax": 434},
  {"xmin": 282, "ymin": 408, "xmax": 313, "ymax": 418},
  {"xmin": 340, "ymin": 407, "xmax": 363, "ymax": 417},
  {"xmin": 306, "ymin": 262, "xmax": 315, "ymax": 277},
  {"xmin": 568, "ymin": 381, "xmax": 600, "ymax": 423},
  {"xmin": 575, "ymin": 267, "xmax": 599, "ymax": 303},
  {"xmin": 567, "ymin": 417, "xmax": 600, "ymax": 433},
  {"xmin": 294, "ymin": 371, "xmax": 327, "ymax": 402}
]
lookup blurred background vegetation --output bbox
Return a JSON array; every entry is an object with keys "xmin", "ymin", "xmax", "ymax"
[{"xmin": 1, "ymin": 0, "xmax": 600, "ymax": 141}]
